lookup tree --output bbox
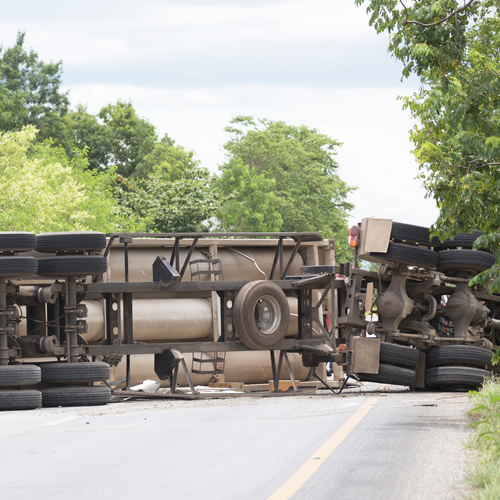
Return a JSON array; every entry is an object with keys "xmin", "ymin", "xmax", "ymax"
[
  {"xmin": 134, "ymin": 133, "xmax": 201, "ymax": 181},
  {"xmin": 64, "ymin": 100, "xmax": 199, "ymax": 180},
  {"xmin": 0, "ymin": 31, "xmax": 69, "ymax": 147},
  {"xmin": 0, "ymin": 126, "xmax": 129, "ymax": 233},
  {"xmin": 356, "ymin": 0, "xmax": 500, "ymax": 289},
  {"xmin": 63, "ymin": 105, "xmax": 109, "ymax": 171},
  {"xmin": 221, "ymin": 116, "xmax": 355, "ymax": 261},
  {"xmin": 119, "ymin": 166, "xmax": 217, "ymax": 233},
  {"xmin": 97, "ymin": 101, "xmax": 157, "ymax": 178},
  {"xmin": 213, "ymin": 158, "xmax": 283, "ymax": 232}
]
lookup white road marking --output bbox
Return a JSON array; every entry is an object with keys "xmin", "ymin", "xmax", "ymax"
[{"xmin": 44, "ymin": 416, "xmax": 80, "ymax": 426}]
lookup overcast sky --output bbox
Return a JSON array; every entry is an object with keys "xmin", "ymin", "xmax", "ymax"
[{"xmin": 1, "ymin": 0, "xmax": 439, "ymax": 228}]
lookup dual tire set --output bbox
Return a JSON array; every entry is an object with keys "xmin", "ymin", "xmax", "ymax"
[
  {"xmin": 0, "ymin": 231, "xmax": 108, "ymax": 277},
  {"xmin": 0, "ymin": 231, "xmax": 109, "ymax": 411},
  {"xmin": 0, "ymin": 363, "xmax": 111, "ymax": 411},
  {"xmin": 425, "ymin": 345, "xmax": 493, "ymax": 391},
  {"xmin": 371, "ymin": 223, "xmax": 495, "ymax": 274},
  {"xmin": 358, "ymin": 343, "xmax": 493, "ymax": 391},
  {"xmin": 358, "ymin": 342, "xmax": 420, "ymax": 387}
]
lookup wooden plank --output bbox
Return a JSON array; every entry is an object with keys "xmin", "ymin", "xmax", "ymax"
[{"xmin": 269, "ymin": 380, "xmax": 302, "ymax": 392}]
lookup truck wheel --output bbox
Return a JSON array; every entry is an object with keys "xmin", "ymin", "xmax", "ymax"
[
  {"xmin": 0, "ymin": 232, "xmax": 37, "ymax": 252},
  {"xmin": 37, "ymin": 256, "xmax": 107, "ymax": 276},
  {"xmin": 358, "ymin": 363, "xmax": 416, "ymax": 386},
  {"xmin": 0, "ymin": 257, "xmax": 37, "ymax": 276},
  {"xmin": 379, "ymin": 342, "xmax": 419, "ymax": 369},
  {"xmin": 426, "ymin": 345, "xmax": 493, "ymax": 369},
  {"xmin": 436, "ymin": 230, "xmax": 483, "ymax": 250},
  {"xmin": 436, "ymin": 249, "xmax": 495, "ymax": 274},
  {"xmin": 0, "ymin": 389, "xmax": 42, "ymax": 410},
  {"xmin": 425, "ymin": 366, "xmax": 491, "ymax": 391},
  {"xmin": 390, "ymin": 223, "xmax": 434, "ymax": 246},
  {"xmin": 41, "ymin": 385, "xmax": 111, "ymax": 407},
  {"xmin": 41, "ymin": 362, "xmax": 110, "ymax": 384},
  {"xmin": 36, "ymin": 232, "xmax": 106, "ymax": 253},
  {"xmin": 371, "ymin": 242, "xmax": 438, "ymax": 269},
  {"xmin": 233, "ymin": 281, "xmax": 290, "ymax": 350},
  {"xmin": 0, "ymin": 365, "xmax": 41, "ymax": 386}
]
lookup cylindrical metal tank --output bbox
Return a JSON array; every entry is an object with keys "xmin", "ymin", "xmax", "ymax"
[
  {"xmin": 82, "ymin": 298, "xmax": 213, "ymax": 343},
  {"xmin": 81, "ymin": 296, "xmax": 299, "ymax": 344},
  {"xmin": 109, "ymin": 351, "xmax": 312, "ymax": 388},
  {"xmin": 106, "ymin": 244, "xmax": 304, "ymax": 283}
]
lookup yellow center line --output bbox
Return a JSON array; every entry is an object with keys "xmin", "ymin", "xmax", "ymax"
[{"xmin": 267, "ymin": 396, "xmax": 380, "ymax": 500}]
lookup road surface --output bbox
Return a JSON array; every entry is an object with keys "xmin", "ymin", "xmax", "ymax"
[{"xmin": 0, "ymin": 385, "xmax": 471, "ymax": 500}]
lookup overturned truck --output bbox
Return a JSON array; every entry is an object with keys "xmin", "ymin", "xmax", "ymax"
[
  {"xmin": 0, "ymin": 220, "xmax": 498, "ymax": 410},
  {"xmin": 340, "ymin": 219, "xmax": 500, "ymax": 390}
]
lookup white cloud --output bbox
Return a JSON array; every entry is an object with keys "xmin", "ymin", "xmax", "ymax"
[{"xmin": 2, "ymin": 1, "xmax": 394, "ymax": 87}]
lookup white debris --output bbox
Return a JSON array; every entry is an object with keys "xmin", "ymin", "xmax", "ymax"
[{"xmin": 129, "ymin": 380, "xmax": 161, "ymax": 393}]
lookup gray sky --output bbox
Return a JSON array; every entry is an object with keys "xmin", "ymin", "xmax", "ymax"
[{"xmin": 2, "ymin": 0, "xmax": 439, "ymax": 228}]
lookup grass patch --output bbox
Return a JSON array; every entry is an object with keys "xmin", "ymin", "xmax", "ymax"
[{"xmin": 467, "ymin": 378, "xmax": 500, "ymax": 499}]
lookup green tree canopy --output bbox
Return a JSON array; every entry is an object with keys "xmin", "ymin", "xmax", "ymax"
[
  {"xmin": 213, "ymin": 157, "xmax": 283, "ymax": 232},
  {"xmin": 119, "ymin": 166, "xmax": 217, "ymax": 233},
  {"xmin": 0, "ymin": 127, "xmax": 129, "ymax": 232},
  {"xmin": 356, "ymin": 0, "xmax": 500, "ymax": 289},
  {"xmin": 64, "ymin": 101, "xmax": 199, "ymax": 181},
  {"xmin": 97, "ymin": 101, "xmax": 157, "ymax": 178},
  {"xmin": 0, "ymin": 31, "xmax": 69, "ymax": 147},
  {"xmin": 221, "ymin": 116, "xmax": 355, "ymax": 260}
]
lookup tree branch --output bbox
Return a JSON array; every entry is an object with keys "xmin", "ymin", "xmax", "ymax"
[
  {"xmin": 454, "ymin": 12, "xmax": 463, "ymax": 61},
  {"xmin": 399, "ymin": 0, "xmax": 477, "ymax": 28},
  {"xmin": 443, "ymin": 161, "xmax": 500, "ymax": 171}
]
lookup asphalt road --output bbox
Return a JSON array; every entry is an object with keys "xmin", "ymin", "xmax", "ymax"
[{"xmin": 0, "ymin": 386, "xmax": 471, "ymax": 500}]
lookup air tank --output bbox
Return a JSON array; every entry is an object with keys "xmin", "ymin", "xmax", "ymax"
[{"xmin": 81, "ymin": 296, "xmax": 299, "ymax": 343}]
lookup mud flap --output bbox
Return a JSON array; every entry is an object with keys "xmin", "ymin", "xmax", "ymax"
[{"xmin": 346, "ymin": 336, "xmax": 380, "ymax": 376}]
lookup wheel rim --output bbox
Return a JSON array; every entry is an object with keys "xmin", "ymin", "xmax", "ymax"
[{"xmin": 253, "ymin": 295, "xmax": 282, "ymax": 335}]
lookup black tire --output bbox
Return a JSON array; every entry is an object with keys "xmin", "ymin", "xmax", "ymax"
[
  {"xmin": 436, "ymin": 230, "xmax": 483, "ymax": 250},
  {"xmin": 390, "ymin": 222, "xmax": 433, "ymax": 246},
  {"xmin": 426, "ymin": 345, "xmax": 493, "ymax": 369},
  {"xmin": 41, "ymin": 362, "xmax": 110, "ymax": 384},
  {"xmin": 0, "ymin": 232, "xmax": 37, "ymax": 252},
  {"xmin": 426, "ymin": 366, "xmax": 491, "ymax": 391},
  {"xmin": 0, "ymin": 365, "xmax": 41, "ymax": 386},
  {"xmin": 37, "ymin": 256, "xmax": 107, "ymax": 276},
  {"xmin": 36, "ymin": 232, "xmax": 106, "ymax": 253},
  {"xmin": 371, "ymin": 242, "xmax": 438, "ymax": 269},
  {"xmin": 436, "ymin": 249, "xmax": 495, "ymax": 274},
  {"xmin": 42, "ymin": 385, "xmax": 111, "ymax": 407},
  {"xmin": 0, "ymin": 257, "xmax": 37, "ymax": 276},
  {"xmin": 0, "ymin": 389, "xmax": 41, "ymax": 410},
  {"xmin": 379, "ymin": 342, "xmax": 420, "ymax": 369},
  {"xmin": 358, "ymin": 363, "xmax": 416, "ymax": 386},
  {"xmin": 233, "ymin": 281, "xmax": 290, "ymax": 350}
]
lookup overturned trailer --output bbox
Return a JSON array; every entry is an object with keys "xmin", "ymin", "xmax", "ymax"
[
  {"xmin": 0, "ymin": 219, "xmax": 498, "ymax": 410},
  {"xmin": 1, "ymin": 231, "xmax": 366, "ymax": 410}
]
